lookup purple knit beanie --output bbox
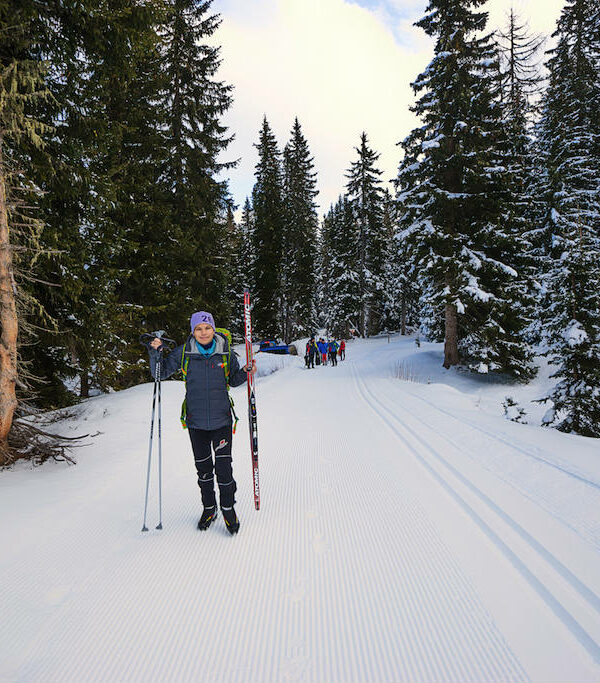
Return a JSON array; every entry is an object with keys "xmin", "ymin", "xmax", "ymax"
[{"xmin": 190, "ymin": 311, "xmax": 215, "ymax": 332}]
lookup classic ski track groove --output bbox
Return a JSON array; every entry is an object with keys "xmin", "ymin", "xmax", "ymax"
[
  {"xmin": 375, "ymin": 347, "xmax": 600, "ymax": 490},
  {"xmin": 404, "ymin": 401, "xmax": 600, "ymax": 551},
  {"xmin": 406, "ymin": 384, "xmax": 600, "ymax": 490},
  {"xmin": 379, "ymin": 360, "xmax": 600, "ymax": 550},
  {"xmin": 367, "ymin": 357, "xmax": 600, "ymax": 551},
  {"xmin": 351, "ymin": 362, "xmax": 600, "ymax": 667}
]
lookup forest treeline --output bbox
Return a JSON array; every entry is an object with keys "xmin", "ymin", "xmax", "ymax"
[{"xmin": 1, "ymin": 0, "xmax": 599, "ymax": 465}]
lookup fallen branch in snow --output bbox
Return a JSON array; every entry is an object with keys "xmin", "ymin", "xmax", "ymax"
[{"xmin": 2, "ymin": 421, "xmax": 87, "ymax": 468}]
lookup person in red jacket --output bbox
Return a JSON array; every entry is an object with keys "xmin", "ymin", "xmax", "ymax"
[
  {"xmin": 339, "ymin": 339, "xmax": 346, "ymax": 361},
  {"xmin": 317, "ymin": 338, "xmax": 328, "ymax": 366}
]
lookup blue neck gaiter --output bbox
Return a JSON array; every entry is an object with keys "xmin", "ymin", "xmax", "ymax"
[{"xmin": 195, "ymin": 339, "xmax": 216, "ymax": 356}]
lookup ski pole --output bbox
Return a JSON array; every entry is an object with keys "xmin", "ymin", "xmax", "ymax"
[
  {"xmin": 142, "ymin": 355, "xmax": 160, "ymax": 532},
  {"xmin": 140, "ymin": 332, "xmax": 175, "ymax": 532}
]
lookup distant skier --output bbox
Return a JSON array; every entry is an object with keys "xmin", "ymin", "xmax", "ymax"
[
  {"xmin": 328, "ymin": 339, "xmax": 339, "ymax": 366},
  {"xmin": 339, "ymin": 339, "xmax": 346, "ymax": 361},
  {"xmin": 318, "ymin": 338, "xmax": 328, "ymax": 366},
  {"xmin": 306, "ymin": 337, "xmax": 318, "ymax": 369},
  {"xmin": 147, "ymin": 311, "xmax": 256, "ymax": 535}
]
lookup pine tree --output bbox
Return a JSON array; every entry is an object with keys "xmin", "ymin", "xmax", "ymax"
[
  {"xmin": 380, "ymin": 190, "xmax": 418, "ymax": 334},
  {"xmin": 222, "ymin": 203, "xmax": 242, "ymax": 334},
  {"xmin": 494, "ymin": 8, "xmax": 545, "ymax": 354},
  {"xmin": 225, "ymin": 201, "xmax": 256, "ymax": 339},
  {"xmin": 36, "ymin": 0, "xmax": 168, "ymax": 394},
  {"xmin": 281, "ymin": 118, "xmax": 318, "ymax": 341},
  {"xmin": 538, "ymin": 0, "xmax": 600, "ymax": 436},
  {"xmin": 239, "ymin": 197, "xmax": 255, "ymax": 293},
  {"xmin": 251, "ymin": 116, "xmax": 285, "ymax": 338},
  {"xmin": 35, "ymin": 0, "xmax": 236, "ymax": 393},
  {"xmin": 28, "ymin": 0, "xmax": 125, "ymax": 404},
  {"xmin": 458, "ymin": 7, "xmax": 542, "ymax": 380},
  {"xmin": 397, "ymin": 0, "xmax": 526, "ymax": 374},
  {"xmin": 320, "ymin": 196, "xmax": 361, "ymax": 337},
  {"xmin": 345, "ymin": 132, "xmax": 386, "ymax": 336},
  {"xmin": 0, "ymin": 0, "xmax": 55, "ymax": 461},
  {"xmin": 153, "ymin": 0, "xmax": 236, "ymax": 333}
]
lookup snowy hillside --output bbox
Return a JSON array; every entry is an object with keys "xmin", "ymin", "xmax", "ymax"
[{"xmin": 1, "ymin": 336, "xmax": 599, "ymax": 683}]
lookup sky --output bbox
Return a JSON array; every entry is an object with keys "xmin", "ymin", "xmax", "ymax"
[{"xmin": 211, "ymin": 0, "xmax": 564, "ymax": 218}]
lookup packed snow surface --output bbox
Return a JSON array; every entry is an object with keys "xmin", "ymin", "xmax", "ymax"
[{"xmin": 2, "ymin": 336, "xmax": 600, "ymax": 683}]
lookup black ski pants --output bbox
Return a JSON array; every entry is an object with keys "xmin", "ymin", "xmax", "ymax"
[
  {"xmin": 189, "ymin": 425, "xmax": 237, "ymax": 509},
  {"xmin": 329, "ymin": 352, "xmax": 337, "ymax": 366}
]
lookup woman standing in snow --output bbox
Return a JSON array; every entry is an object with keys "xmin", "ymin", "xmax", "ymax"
[{"xmin": 148, "ymin": 311, "xmax": 256, "ymax": 534}]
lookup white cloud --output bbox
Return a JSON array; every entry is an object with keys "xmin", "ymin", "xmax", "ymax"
[
  {"xmin": 212, "ymin": 0, "xmax": 564, "ymax": 218},
  {"xmin": 213, "ymin": 0, "xmax": 431, "ymax": 215}
]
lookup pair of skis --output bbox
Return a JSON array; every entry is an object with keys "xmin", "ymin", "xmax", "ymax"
[{"xmin": 243, "ymin": 288, "xmax": 260, "ymax": 510}]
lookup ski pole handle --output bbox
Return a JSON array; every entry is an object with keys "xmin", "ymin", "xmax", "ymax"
[{"xmin": 140, "ymin": 331, "xmax": 176, "ymax": 348}]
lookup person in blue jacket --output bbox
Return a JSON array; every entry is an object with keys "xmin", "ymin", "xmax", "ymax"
[
  {"xmin": 328, "ymin": 339, "xmax": 339, "ymax": 366},
  {"xmin": 317, "ymin": 338, "xmax": 328, "ymax": 366},
  {"xmin": 148, "ymin": 311, "xmax": 256, "ymax": 534}
]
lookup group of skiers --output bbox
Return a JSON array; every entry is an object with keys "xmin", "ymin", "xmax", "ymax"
[{"xmin": 304, "ymin": 336, "xmax": 346, "ymax": 368}]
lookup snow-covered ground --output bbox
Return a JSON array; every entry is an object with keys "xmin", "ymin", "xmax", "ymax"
[{"xmin": 1, "ymin": 336, "xmax": 599, "ymax": 683}]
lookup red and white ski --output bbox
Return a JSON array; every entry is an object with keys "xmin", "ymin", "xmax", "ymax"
[{"xmin": 243, "ymin": 288, "xmax": 260, "ymax": 510}]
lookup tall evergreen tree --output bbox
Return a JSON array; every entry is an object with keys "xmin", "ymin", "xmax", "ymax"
[
  {"xmin": 30, "ymin": 0, "xmax": 125, "ymax": 403},
  {"xmin": 25, "ymin": 0, "xmax": 168, "ymax": 397},
  {"xmin": 397, "ymin": 0, "xmax": 532, "ymax": 376},
  {"xmin": 153, "ymin": 0, "xmax": 236, "ymax": 332},
  {"xmin": 281, "ymin": 118, "xmax": 318, "ymax": 341},
  {"xmin": 223, "ymin": 203, "xmax": 243, "ymax": 335},
  {"xmin": 380, "ymin": 190, "xmax": 418, "ymax": 334},
  {"xmin": 226, "ymin": 200, "xmax": 256, "ymax": 339},
  {"xmin": 33, "ymin": 0, "xmax": 236, "ymax": 396},
  {"xmin": 462, "ymin": 8, "xmax": 543, "ymax": 380},
  {"xmin": 495, "ymin": 9, "xmax": 545, "ymax": 349},
  {"xmin": 239, "ymin": 197, "xmax": 255, "ymax": 293},
  {"xmin": 251, "ymin": 116, "xmax": 285, "ymax": 338},
  {"xmin": 320, "ymin": 196, "xmax": 361, "ymax": 337},
  {"xmin": 0, "ymin": 0, "xmax": 54, "ymax": 461},
  {"xmin": 345, "ymin": 132, "xmax": 386, "ymax": 336},
  {"xmin": 538, "ymin": 0, "xmax": 600, "ymax": 436}
]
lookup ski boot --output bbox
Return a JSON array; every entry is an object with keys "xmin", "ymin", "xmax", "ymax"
[
  {"xmin": 197, "ymin": 506, "xmax": 217, "ymax": 530},
  {"xmin": 221, "ymin": 506, "xmax": 240, "ymax": 535}
]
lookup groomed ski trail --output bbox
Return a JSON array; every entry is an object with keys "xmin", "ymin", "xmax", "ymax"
[
  {"xmin": 1, "ymin": 337, "xmax": 599, "ymax": 683},
  {"xmin": 350, "ymin": 359, "xmax": 600, "ymax": 674}
]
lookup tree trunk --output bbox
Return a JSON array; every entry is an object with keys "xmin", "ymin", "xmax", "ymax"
[
  {"xmin": 443, "ymin": 302, "xmax": 459, "ymax": 368},
  {"xmin": 0, "ymin": 135, "xmax": 19, "ymax": 462},
  {"xmin": 80, "ymin": 371, "xmax": 90, "ymax": 399},
  {"xmin": 400, "ymin": 290, "xmax": 407, "ymax": 336}
]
